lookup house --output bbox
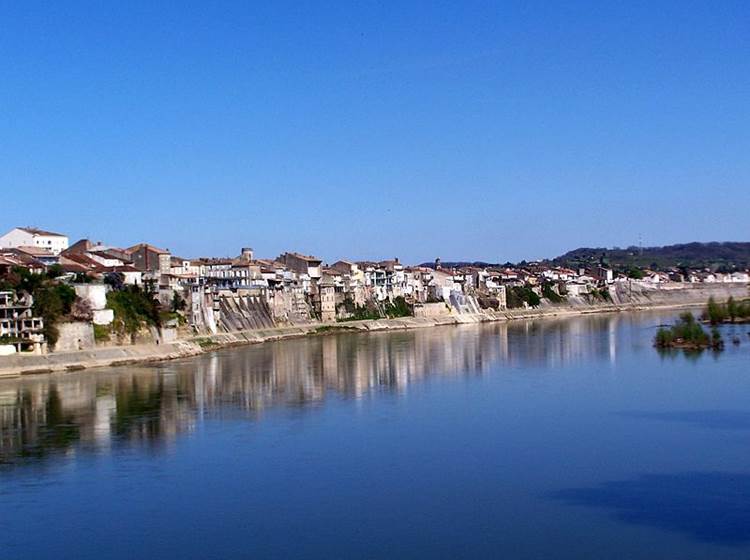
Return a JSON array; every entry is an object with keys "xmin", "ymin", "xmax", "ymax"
[
  {"xmin": 15, "ymin": 246, "xmax": 59, "ymax": 266},
  {"xmin": 0, "ymin": 290, "xmax": 45, "ymax": 353},
  {"xmin": 319, "ymin": 276, "xmax": 337, "ymax": 322},
  {"xmin": 0, "ymin": 227, "xmax": 69, "ymax": 255},
  {"xmin": 278, "ymin": 252, "xmax": 322, "ymax": 281},
  {"xmin": 125, "ymin": 243, "xmax": 171, "ymax": 275},
  {"xmin": 0, "ymin": 249, "xmax": 47, "ymax": 274}
]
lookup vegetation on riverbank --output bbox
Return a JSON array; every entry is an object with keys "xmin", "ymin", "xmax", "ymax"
[
  {"xmin": 337, "ymin": 296, "xmax": 413, "ymax": 321},
  {"xmin": 507, "ymin": 286, "xmax": 541, "ymax": 309},
  {"xmin": 654, "ymin": 312, "xmax": 723, "ymax": 350},
  {"xmin": 702, "ymin": 296, "xmax": 750, "ymax": 324},
  {"xmin": 106, "ymin": 284, "xmax": 161, "ymax": 341},
  {"xmin": 0, "ymin": 266, "xmax": 78, "ymax": 347},
  {"xmin": 542, "ymin": 282, "xmax": 565, "ymax": 304}
]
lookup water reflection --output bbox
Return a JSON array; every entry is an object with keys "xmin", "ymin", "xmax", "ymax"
[
  {"xmin": 0, "ymin": 314, "xmax": 643, "ymax": 467},
  {"xmin": 551, "ymin": 472, "xmax": 750, "ymax": 545},
  {"xmin": 618, "ymin": 410, "xmax": 750, "ymax": 430}
]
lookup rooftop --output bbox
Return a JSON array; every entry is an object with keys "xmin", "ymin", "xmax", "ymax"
[
  {"xmin": 18, "ymin": 227, "xmax": 67, "ymax": 238},
  {"xmin": 125, "ymin": 243, "xmax": 170, "ymax": 255}
]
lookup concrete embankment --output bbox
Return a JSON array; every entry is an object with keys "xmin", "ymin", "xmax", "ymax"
[{"xmin": 1, "ymin": 283, "xmax": 746, "ymax": 379}]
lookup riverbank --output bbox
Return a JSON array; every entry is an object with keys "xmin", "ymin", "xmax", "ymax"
[{"xmin": 1, "ymin": 283, "xmax": 747, "ymax": 379}]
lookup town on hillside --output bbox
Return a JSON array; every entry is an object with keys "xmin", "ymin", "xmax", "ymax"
[{"xmin": 1, "ymin": 226, "xmax": 749, "ymax": 355}]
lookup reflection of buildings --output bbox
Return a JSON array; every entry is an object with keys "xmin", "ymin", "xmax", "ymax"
[{"xmin": 0, "ymin": 314, "xmax": 624, "ymax": 466}]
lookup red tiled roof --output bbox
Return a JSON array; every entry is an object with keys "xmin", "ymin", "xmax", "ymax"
[{"xmin": 125, "ymin": 243, "xmax": 169, "ymax": 255}]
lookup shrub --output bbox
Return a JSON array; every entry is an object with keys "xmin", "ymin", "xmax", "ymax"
[
  {"xmin": 702, "ymin": 296, "xmax": 750, "ymax": 324},
  {"xmin": 507, "ymin": 286, "xmax": 541, "ymax": 309},
  {"xmin": 542, "ymin": 282, "xmax": 564, "ymax": 303},
  {"xmin": 93, "ymin": 324, "xmax": 111, "ymax": 342},
  {"xmin": 107, "ymin": 285, "xmax": 161, "ymax": 339},
  {"xmin": 654, "ymin": 312, "xmax": 721, "ymax": 350},
  {"xmin": 32, "ymin": 283, "xmax": 76, "ymax": 347},
  {"xmin": 383, "ymin": 296, "xmax": 412, "ymax": 318}
]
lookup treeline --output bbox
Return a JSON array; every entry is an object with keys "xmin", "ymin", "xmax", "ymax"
[{"xmin": 554, "ymin": 242, "xmax": 750, "ymax": 271}]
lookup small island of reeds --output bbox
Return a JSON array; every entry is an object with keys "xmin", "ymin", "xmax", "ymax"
[
  {"xmin": 654, "ymin": 312, "xmax": 724, "ymax": 351},
  {"xmin": 702, "ymin": 296, "xmax": 750, "ymax": 325}
]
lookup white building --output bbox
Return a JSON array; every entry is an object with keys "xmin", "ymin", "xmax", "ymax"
[{"xmin": 0, "ymin": 227, "xmax": 69, "ymax": 255}]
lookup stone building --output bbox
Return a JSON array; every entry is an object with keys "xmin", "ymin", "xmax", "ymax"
[{"xmin": 0, "ymin": 290, "xmax": 45, "ymax": 354}]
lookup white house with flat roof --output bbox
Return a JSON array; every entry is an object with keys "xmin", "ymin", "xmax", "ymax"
[{"xmin": 0, "ymin": 227, "xmax": 69, "ymax": 255}]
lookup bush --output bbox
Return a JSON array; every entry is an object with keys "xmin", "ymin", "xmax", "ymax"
[
  {"xmin": 383, "ymin": 296, "xmax": 412, "ymax": 318},
  {"xmin": 542, "ymin": 283, "xmax": 564, "ymax": 303},
  {"xmin": 171, "ymin": 292, "xmax": 187, "ymax": 313},
  {"xmin": 32, "ymin": 283, "xmax": 76, "ymax": 347},
  {"xmin": 654, "ymin": 312, "xmax": 721, "ymax": 350},
  {"xmin": 93, "ymin": 324, "xmax": 111, "ymax": 342},
  {"xmin": 107, "ymin": 285, "xmax": 161, "ymax": 339},
  {"xmin": 338, "ymin": 302, "xmax": 382, "ymax": 321},
  {"xmin": 507, "ymin": 286, "xmax": 541, "ymax": 309},
  {"xmin": 702, "ymin": 296, "xmax": 750, "ymax": 324}
]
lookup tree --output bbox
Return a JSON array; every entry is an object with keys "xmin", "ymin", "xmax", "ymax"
[
  {"xmin": 107, "ymin": 285, "xmax": 162, "ymax": 341},
  {"xmin": 32, "ymin": 284, "xmax": 75, "ymax": 347},
  {"xmin": 727, "ymin": 296, "xmax": 738, "ymax": 322},
  {"xmin": 104, "ymin": 272, "xmax": 125, "ymax": 291},
  {"xmin": 46, "ymin": 264, "xmax": 65, "ymax": 278},
  {"xmin": 627, "ymin": 267, "xmax": 644, "ymax": 280},
  {"xmin": 171, "ymin": 292, "xmax": 187, "ymax": 313}
]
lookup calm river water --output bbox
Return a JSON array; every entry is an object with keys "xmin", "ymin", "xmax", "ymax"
[{"xmin": 1, "ymin": 310, "xmax": 750, "ymax": 559}]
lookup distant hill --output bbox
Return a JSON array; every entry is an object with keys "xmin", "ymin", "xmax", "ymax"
[
  {"xmin": 418, "ymin": 261, "xmax": 502, "ymax": 269},
  {"xmin": 552, "ymin": 242, "xmax": 750, "ymax": 271}
]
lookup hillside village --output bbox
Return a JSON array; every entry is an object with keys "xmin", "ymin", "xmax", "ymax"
[{"xmin": 1, "ymin": 226, "xmax": 749, "ymax": 355}]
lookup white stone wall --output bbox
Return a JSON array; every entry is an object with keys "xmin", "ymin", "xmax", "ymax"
[
  {"xmin": 0, "ymin": 228, "xmax": 34, "ymax": 249},
  {"xmin": 55, "ymin": 322, "xmax": 95, "ymax": 352},
  {"xmin": 74, "ymin": 284, "xmax": 108, "ymax": 310}
]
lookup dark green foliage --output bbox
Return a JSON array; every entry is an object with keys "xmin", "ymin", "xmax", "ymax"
[
  {"xmin": 171, "ymin": 292, "xmax": 187, "ymax": 313},
  {"xmin": 337, "ymin": 297, "xmax": 357, "ymax": 314},
  {"xmin": 93, "ymin": 324, "xmax": 111, "ymax": 342},
  {"xmin": 383, "ymin": 296, "xmax": 412, "ymax": 318},
  {"xmin": 32, "ymin": 283, "xmax": 76, "ymax": 347},
  {"xmin": 339, "ymin": 304, "xmax": 382, "ymax": 321},
  {"xmin": 506, "ymin": 286, "xmax": 541, "ymax": 309},
  {"xmin": 104, "ymin": 272, "xmax": 125, "ymax": 291},
  {"xmin": 654, "ymin": 312, "xmax": 722, "ymax": 350},
  {"xmin": 627, "ymin": 267, "xmax": 644, "ymax": 279},
  {"xmin": 46, "ymin": 264, "xmax": 65, "ymax": 278},
  {"xmin": 589, "ymin": 287, "xmax": 611, "ymax": 302},
  {"xmin": 107, "ymin": 285, "xmax": 161, "ymax": 338},
  {"xmin": 702, "ymin": 296, "xmax": 750, "ymax": 324},
  {"xmin": 542, "ymin": 283, "xmax": 565, "ymax": 304},
  {"xmin": 555, "ymin": 242, "xmax": 750, "ymax": 271},
  {"xmin": 0, "ymin": 267, "xmax": 80, "ymax": 348}
]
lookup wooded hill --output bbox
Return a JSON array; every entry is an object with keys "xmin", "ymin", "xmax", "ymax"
[{"xmin": 552, "ymin": 242, "xmax": 750, "ymax": 271}]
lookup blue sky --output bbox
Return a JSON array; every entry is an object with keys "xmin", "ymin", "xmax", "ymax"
[{"xmin": 1, "ymin": 1, "xmax": 748, "ymax": 263}]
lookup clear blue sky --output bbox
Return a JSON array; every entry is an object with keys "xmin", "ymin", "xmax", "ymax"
[{"xmin": 1, "ymin": 1, "xmax": 748, "ymax": 263}]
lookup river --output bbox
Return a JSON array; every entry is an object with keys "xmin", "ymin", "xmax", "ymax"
[{"xmin": 1, "ymin": 310, "xmax": 749, "ymax": 559}]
